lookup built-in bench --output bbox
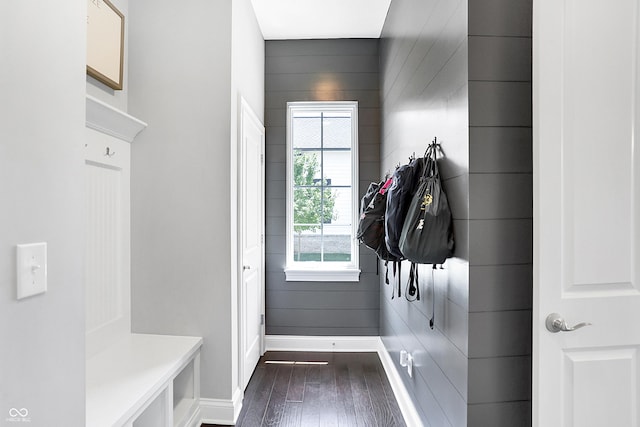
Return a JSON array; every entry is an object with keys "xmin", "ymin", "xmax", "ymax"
[{"xmin": 86, "ymin": 333, "xmax": 203, "ymax": 427}]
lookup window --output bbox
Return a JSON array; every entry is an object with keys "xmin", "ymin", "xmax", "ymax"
[{"xmin": 285, "ymin": 101, "xmax": 360, "ymax": 282}]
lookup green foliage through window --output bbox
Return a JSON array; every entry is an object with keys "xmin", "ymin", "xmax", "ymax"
[{"xmin": 293, "ymin": 151, "xmax": 336, "ymax": 234}]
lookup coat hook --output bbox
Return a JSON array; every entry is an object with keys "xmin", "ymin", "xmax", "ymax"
[{"xmin": 105, "ymin": 147, "xmax": 116, "ymax": 157}]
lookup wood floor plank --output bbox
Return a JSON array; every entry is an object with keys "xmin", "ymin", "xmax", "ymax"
[
  {"xmin": 363, "ymin": 363, "xmax": 403, "ymax": 427},
  {"xmin": 227, "ymin": 352, "xmax": 407, "ymax": 427},
  {"xmin": 334, "ymin": 363, "xmax": 357, "ymax": 427},
  {"xmin": 280, "ymin": 401, "xmax": 303, "ymax": 426},
  {"xmin": 348, "ymin": 360, "xmax": 378, "ymax": 426},
  {"xmin": 235, "ymin": 366, "xmax": 265, "ymax": 426},
  {"xmin": 300, "ymin": 382, "xmax": 321, "ymax": 426},
  {"xmin": 317, "ymin": 365, "xmax": 339, "ymax": 427},
  {"xmin": 378, "ymin": 364, "xmax": 407, "ymax": 427},
  {"xmin": 262, "ymin": 365, "xmax": 293, "ymax": 426},
  {"xmin": 238, "ymin": 364, "xmax": 278, "ymax": 426},
  {"xmin": 286, "ymin": 365, "xmax": 307, "ymax": 402},
  {"xmin": 305, "ymin": 364, "xmax": 324, "ymax": 384}
]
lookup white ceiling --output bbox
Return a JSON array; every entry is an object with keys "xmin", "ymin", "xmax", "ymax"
[{"xmin": 250, "ymin": 0, "xmax": 392, "ymax": 40}]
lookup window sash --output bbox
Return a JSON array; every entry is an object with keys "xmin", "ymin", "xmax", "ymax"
[{"xmin": 285, "ymin": 101, "xmax": 360, "ymax": 281}]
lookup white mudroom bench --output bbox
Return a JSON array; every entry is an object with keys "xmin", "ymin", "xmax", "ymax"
[{"xmin": 86, "ymin": 333, "xmax": 203, "ymax": 427}]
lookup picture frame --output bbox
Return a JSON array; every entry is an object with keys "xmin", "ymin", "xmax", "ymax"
[{"xmin": 87, "ymin": 0, "xmax": 124, "ymax": 91}]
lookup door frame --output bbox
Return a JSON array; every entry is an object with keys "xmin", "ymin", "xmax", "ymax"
[
  {"xmin": 237, "ymin": 96, "xmax": 266, "ymax": 391},
  {"xmin": 532, "ymin": 0, "xmax": 640, "ymax": 424}
]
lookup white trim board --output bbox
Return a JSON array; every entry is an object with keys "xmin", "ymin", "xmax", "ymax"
[
  {"xmin": 264, "ymin": 335, "xmax": 422, "ymax": 426},
  {"xmin": 265, "ymin": 335, "xmax": 380, "ymax": 352},
  {"xmin": 86, "ymin": 94, "xmax": 147, "ymax": 142},
  {"xmin": 181, "ymin": 406, "xmax": 202, "ymax": 427},
  {"xmin": 199, "ymin": 388, "xmax": 243, "ymax": 425}
]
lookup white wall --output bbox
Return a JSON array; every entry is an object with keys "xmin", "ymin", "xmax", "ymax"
[
  {"xmin": 231, "ymin": 0, "xmax": 266, "ymax": 395},
  {"xmin": 128, "ymin": 0, "xmax": 233, "ymax": 399},
  {"xmin": 129, "ymin": 0, "xmax": 264, "ymax": 404},
  {"xmin": 0, "ymin": 1, "xmax": 87, "ymax": 425}
]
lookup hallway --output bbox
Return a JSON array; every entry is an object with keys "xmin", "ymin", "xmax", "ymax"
[{"xmin": 205, "ymin": 352, "xmax": 406, "ymax": 426}]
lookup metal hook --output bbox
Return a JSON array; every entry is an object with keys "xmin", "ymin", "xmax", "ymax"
[{"xmin": 105, "ymin": 147, "xmax": 116, "ymax": 157}]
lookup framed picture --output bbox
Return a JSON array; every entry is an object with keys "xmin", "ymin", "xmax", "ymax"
[{"xmin": 87, "ymin": 0, "xmax": 124, "ymax": 90}]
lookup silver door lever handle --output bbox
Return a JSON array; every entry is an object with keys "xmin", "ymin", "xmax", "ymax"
[{"xmin": 545, "ymin": 313, "xmax": 592, "ymax": 333}]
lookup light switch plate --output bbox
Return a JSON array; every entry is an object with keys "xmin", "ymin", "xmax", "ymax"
[{"xmin": 17, "ymin": 242, "xmax": 47, "ymax": 299}]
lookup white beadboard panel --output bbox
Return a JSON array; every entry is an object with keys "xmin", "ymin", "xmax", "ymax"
[
  {"xmin": 85, "ymin": 132, "xmax": 131, "ymax": 358},
  {"xmin": 86, "ymin": 162, "xmax": 124, "ymax": 331}
]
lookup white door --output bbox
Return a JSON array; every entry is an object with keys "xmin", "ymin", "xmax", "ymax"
[
  {"xmin": 239, "ymin": 98, "xmax": 265, "ymax": 390},
  {"xmin": 533, "ymin": 1, "xmax": 640, "ymax": 426}
]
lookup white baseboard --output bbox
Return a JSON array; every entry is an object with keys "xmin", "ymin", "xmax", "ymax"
[
  {"xmin": 265, "ymin": 334, "xmax": 380, "ymax": 352},
  {"xmin": 183, "ymin": 406, "xmax": 202, "ymax": 427},
  {"xmin": 199, "ymin": 387, "xmax": 243, "ymax": 425},
  {"xmin": 374, "ymin": 339, "xmax": 424, "ymax": 427},
  {"xmin": 264, "ymin": 335, "xmax": 422, "ymax": 426}
]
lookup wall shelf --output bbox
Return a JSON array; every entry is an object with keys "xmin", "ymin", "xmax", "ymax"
[{"xmin": 86, "ymin": 94, "xmax": 147, "ymax": 142}]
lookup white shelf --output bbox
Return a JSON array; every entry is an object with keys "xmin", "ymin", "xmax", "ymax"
[
  {"xmin": 86, "ymin": 333, "xmax": 202, "ymax": 427},
  {"xmin": 86, "ymin": 94, "xmax": 147, "ymax": 142}
]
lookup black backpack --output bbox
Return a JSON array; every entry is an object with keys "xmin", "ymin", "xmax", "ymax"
[
  {"xmin": 399, "ymin": 143, "xmax": 454, "ymax": 265},
  {"xmin": 356, "ymin": 178, "xmax": 402, "ymax": 296},
  {"xmin": 384, "ymin": 156, "xmax": 427, "ymax": 259},
  {"xmin": 399, "ymin": 141, "xmax": 454, "ymax": 328},
  {"xmin": 357, "ymin": 178, "xmax": 397, "ymax": 262}
]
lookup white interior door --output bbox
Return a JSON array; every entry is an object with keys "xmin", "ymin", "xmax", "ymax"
[
  {"xmin": 534, "ymin": 1, "xmax": 640, "ymax": 426},
  {"xmin": 239, "ymin": 98, "xmax": 265, "ymax": 390}
]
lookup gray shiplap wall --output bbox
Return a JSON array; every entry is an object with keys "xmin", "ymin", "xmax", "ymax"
[
  {"xmin": 379, "ymin": 0, "xmax": 532, "ymax": 425},
  {"xmin": 380, "ymin": 0, "xmax": 471, "ymax": 425},
  {"xmin": 264, "ymin": 39, "xmax": 381, "ymax": 336},
  {"xmin": 467, "ymin": 0, "xmax": 533, "ymax": 425}
]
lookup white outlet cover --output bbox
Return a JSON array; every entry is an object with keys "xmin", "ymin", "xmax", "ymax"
[{"xmin": 17, "ymin": 242, "xmax": 47, "ymax": 299}]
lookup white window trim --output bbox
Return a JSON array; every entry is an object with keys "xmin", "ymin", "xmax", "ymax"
[{"xmin": 284, "ymin": 101, "xmax": 360, "ymax": 282}]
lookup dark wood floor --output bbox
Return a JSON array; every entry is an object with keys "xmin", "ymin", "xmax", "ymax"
[{"xmin": 203, "ymin": 351, "xmax": 406, "ymax": 427}]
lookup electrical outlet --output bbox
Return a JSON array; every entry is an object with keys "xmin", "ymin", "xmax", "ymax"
[{"xmin": 400, "ymin": 350, "xmax": 408, "ymax": 367}]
